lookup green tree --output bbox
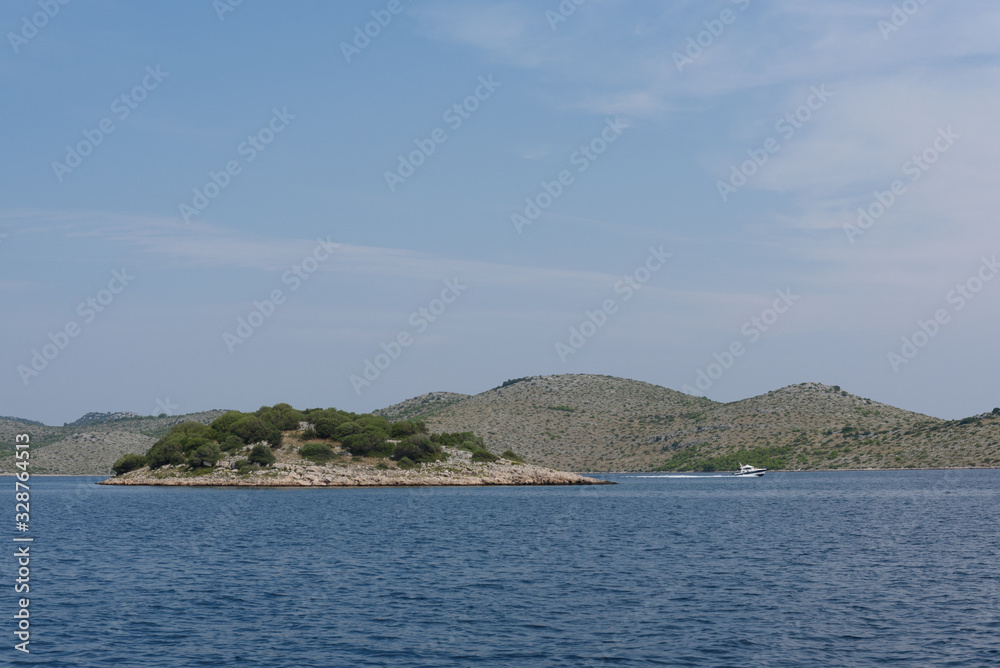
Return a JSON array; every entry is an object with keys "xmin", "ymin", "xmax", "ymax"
[
  {"xmin": 300, "ymin": 442, "xmax": 335, "ymax": 463},
  {"xmin": 334, "ymin": 421, "xmax": 362, "ymax": 440},
  {"xmin": 170, "ymin": 421, "xmax": 212, "ymax": 437},
  {"xmin": 390, "ymin": 421, "xmax": 418, "ymax": 438},
  {"xmin": 146, "ymin": 439, "xmax": 186, "ymax": 468},
  {"xmin": 112, "ymin": 453, "xmax": 147, "ymax": 476},
  {"xmin": 221, "ymin": 435, "xmax": 244, "ymax": 452},
  {"xmin": 341, "ymin": 432, "xmax": 386, "ymax": 457},
  {"xmin": 313, "ymin": 418, "xmax": 339, "ymax": 439},
  {"xmin": 391, "ymin": 433, "xmax": 441, "ymax": 462},
  {"xmin": 231, "ymin": 416, "xmax": 270, "ymax": 444},
  {"xmin": 188, "ymin": 443, "xmax": 221, "ymax": 468},
  {"xmin": 210, "ymin": 411, "xmax": 245, "ymax": 435},
  {"xmin": 248, "ymin": 443, "xmax": 276, "ymax": 466},
  {"xmin": 356, "ymin": 415, "xmax": 390, "ymax": 433},
  {"xmin": 256, "ymin": 403, "xmax": 305, "ymax": 431}
]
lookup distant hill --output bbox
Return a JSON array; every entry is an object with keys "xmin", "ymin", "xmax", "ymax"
[
  {"xmin": 0, "ymin": 416, "xmax": 45, "ymax": 427},
  {"xmin": 373, "ymin": 392, "xmax": 470, "ymax": 421},
  {"xmin": 63, "ymin": 411, "xmax": 143, "ymax": 428},
  {"xmin": 380, "ymin": 375, "xmax": 1000, "ymax": 472},
  {"xmin": 0, "ymin": 411, "xmax": 228, "ymax": 475},
  {"xmin": 3, "ymin": 375, "xmax": 998, "ymax": 474}
]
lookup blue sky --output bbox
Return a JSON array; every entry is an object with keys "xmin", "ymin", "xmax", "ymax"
[{"xmin": 3, "ymin": 0, "xmax": 999, "ymax": 425}]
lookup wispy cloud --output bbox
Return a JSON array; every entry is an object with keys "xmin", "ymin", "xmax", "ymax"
[{"xmin": 415, "ymin": 1, "xmax": 1000, "ymax": 120}]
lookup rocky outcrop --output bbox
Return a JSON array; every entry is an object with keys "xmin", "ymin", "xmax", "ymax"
[{"xmin": 98, "ymin": 447, "xmax": 612, "ymax": 487}]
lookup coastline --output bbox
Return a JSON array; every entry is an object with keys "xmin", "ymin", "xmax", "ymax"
[
  {"xmin": 99, "ymin": 448, "xmax": 614, "ymax": 487},
  {"xmin": 5, "ymin": 466, "xmax": 996, "ymax": 480}
]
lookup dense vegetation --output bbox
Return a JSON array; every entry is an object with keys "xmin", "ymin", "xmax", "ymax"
[{"xmin": 111, "ymin": 404, "xmax": 524, "ymax": 475}]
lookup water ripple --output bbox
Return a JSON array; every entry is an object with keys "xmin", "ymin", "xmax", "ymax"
[{"xmin": 5, "ymin": 470, "xmax": 999, "ymax": 666}]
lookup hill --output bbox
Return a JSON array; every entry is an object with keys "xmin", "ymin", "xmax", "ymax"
[
  {"xmin": 3, "ymin": 375, "xmax": 999, "ymax": 474},
  {"xmin": 373, "ymin": 391, "xmax": 470, "ymax": 421},
  {"xmin": 0, "ymin": 411, "xmax": 228, "ymax": 475},
  {"xmin": 382, "ymin": 375, "xmax": 1000, "ymax": 472}
]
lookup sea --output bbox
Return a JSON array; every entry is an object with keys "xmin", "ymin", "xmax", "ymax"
[{"xmin": 5, "ymin": 470, "xmax": 999, "ymax": 667}]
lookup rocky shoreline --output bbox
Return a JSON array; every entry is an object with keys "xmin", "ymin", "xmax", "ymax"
[{"xmin": 99, "ymin": 447, "xmax": 613, "ymax": 487}]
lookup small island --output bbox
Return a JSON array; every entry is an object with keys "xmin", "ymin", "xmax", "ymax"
[{"xmin": 100, "ymin": 403, "xmax": 610, "ymax": 487}]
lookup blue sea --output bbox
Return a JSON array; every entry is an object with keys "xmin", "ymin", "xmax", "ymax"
[{"xmin": 6, "ymin": 470, "xmax": 1000, "ymax": 666}]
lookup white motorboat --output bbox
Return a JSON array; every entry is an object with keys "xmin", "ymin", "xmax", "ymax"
[{"xmin": 733, "ymin": 463, "xmax": 766, "ymax": 477}]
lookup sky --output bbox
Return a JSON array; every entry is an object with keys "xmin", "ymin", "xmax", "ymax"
[{"xmin": 2, "ymin": 0, "xmax": 999, "ymax": 425}]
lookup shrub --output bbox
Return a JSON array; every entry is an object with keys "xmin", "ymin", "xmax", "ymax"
[
  {"xmin": 500, "ymin": 449, "xmax": 524, "ymax": 463},
  {"xmin": 472, "ymin": 450, "xmax": 498, "ymax": 463},
  {"xmin": 221, "ymin": 435, "xmax": 244, "ymax": 452},
  {"xmin": 188, "ymin": 443, "xmax": 221, "ymax": 468},
  {"xmin": 300, "ymin": 427, "xmax": 318, "ymax": 440},
  {"xmin": 112, "ymin": 454, "xmax": 147, "ymax": 476},
  {"xmin": 266, "ymin": 428, "xmax": 283, "ymax": 448},
  {"xmin": 170, "ymin": 421, "xmax": 212, "ymax": 437},
  {"xmin": 432, "ymin": 431, "xmax": 484, "ymax": 449},
  {"xmin": 390, "ymin": 421, "xmax": 418, "ymax": 438},
  {"xmin": 146, "ymin": 439, "xmax": 186, "ymax": 469},
  {"xmin": 313, "ymin": 418, "xmax": 338, "ymax": 439},
  {"xmin": 230, "ymin": 416, "xmax": 271, "ymax": 445},
  {"xmin": 334, "ymin": 421, "xmax": 362, "ymax": 440},
  {"xmin": 397, "ymin": 457, "xmax": 416, "ymax": 470},
  {"xmin": 300, "ymin": 442, "xmax": 335, "ymax": 463},
  {"xmin": 248, "ymin": 443, "xmax": 276, "ymax": 466},
  {"xmin": 356, "ymin": 415, "xmax": 390, "ymax": 433},
  {"xmin": 210, "ymin": 411, "xmax": 246, "ymax": 435},
  {"xmin": 232, "ymin": 459, "xmax": 249, "ymax": 470},
  {"xmin": 255, "ymin": 403, "xmax": 305, "ymax": 431},
  {"xmin": 145, "ymin": 422, "xmax": 216, "ymax": 465},
  {"xmin": 342, "ymin": 432, "xmax": 388, "ymax": 457},
  {"xmin": 392, "ymin": 433, "xmax": 441, "ymax": 462}
]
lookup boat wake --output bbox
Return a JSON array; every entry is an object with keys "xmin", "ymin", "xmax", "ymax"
[{"xmin": 635, "ymin": 475, "xmax": 731, "ymax": 479}]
